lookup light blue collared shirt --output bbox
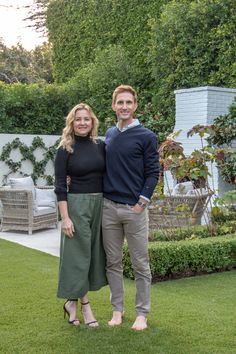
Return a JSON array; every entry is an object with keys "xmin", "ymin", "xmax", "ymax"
[{"xmin": 116, "ymin": 119, "xmax": 140, "ymax": 132}]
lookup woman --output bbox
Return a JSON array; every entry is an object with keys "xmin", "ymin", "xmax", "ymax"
[{"xmin": 54, "ymin": 103, "xmax": 107, "ymax": 327}]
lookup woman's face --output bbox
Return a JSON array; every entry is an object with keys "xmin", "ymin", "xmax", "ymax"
[{"xmin": 73, "ymin": 109, "xmax": 93, "ymax": 136}]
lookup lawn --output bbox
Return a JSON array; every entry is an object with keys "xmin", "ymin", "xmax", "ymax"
[{"xmin": 0, "ymin": 239, "xmax": 235, "ymax": 354}]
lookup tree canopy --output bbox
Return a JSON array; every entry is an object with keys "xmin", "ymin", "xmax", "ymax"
[
  {"xmin": 46, "ymin": 0, "xmax": 167, "ymax": 83},
  {"xmin": 150, "ymin": 0, "xmax": 236, "ymax": 120},
  {"xmin": 0, "ymin": 39, "xmax": 53, "ymax": 84},
  {"xmin": 44, "ymin": 0, "xmax": 236, "ymax": 135}
]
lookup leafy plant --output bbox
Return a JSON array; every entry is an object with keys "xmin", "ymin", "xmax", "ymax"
[
  {"xmin": 214, "ymin": 148, "xmax": 236, "ymax": 184},
  {"xmin": 207, "ymin": 103, "xmax": 236, "ymax": 146},
  {"xmin": 136, "ymin": 102, "xmax": 173, "ymax": 142},
  {"xmin": 211, "ymin": 190, "xmax": 236, "ymax": 223},
  {"xmin": 0, "ymin": 137, "xmax": 59, "ymax": 184},
  {"xmin": 158, "ymin": 128, "xmax": 214, "ymax": 187}
]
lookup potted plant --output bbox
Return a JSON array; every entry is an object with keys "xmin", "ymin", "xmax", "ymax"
[{"xmin": 149, "ymin": 129, "xmax": 214, "ymax": 230}]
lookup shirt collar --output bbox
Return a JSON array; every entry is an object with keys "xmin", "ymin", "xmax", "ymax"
[{"xmin": 116, "ymin": 119, "xmax": 140, "ymax": 132}]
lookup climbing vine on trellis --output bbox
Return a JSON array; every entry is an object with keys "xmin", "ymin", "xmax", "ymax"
[{"xmin": 0, "ymin": 137, "xmax": 60, "ymax": 185}]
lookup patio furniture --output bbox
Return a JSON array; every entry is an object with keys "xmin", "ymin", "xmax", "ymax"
[
  {"xmin": 0, "ymin": 183, "xmax": 58, "ymax": 235},
  {"xmin": 148, "ymin": 191, "xmax": 213, "ymax": 230}
]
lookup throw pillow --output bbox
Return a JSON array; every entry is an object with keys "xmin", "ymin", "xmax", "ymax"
[{"xmin": 35, "ymin": 188, "xmax": 56, "ymax": 208}]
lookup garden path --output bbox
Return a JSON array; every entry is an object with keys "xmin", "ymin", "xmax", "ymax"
[{"xmin": 0, "ymin": 222, "xmax": 61, "ymax": 257}]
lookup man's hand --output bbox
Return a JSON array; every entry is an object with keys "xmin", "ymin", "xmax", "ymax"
[{"xmin": 132, "ymin": 203, "xmax": 145, "ymax": 213}]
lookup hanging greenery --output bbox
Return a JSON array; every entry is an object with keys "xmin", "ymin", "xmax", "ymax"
[
  {"xmin": 0, "ymin": 137, "xmax": 60, "ymax": 185},
  {"xmin": 207, "ymin": 101, "xmax": 236, "ymax": 185}
]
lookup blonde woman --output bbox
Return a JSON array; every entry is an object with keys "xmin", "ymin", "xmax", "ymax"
[{"xmin": 55, "ymin": 103, "xmax": 107, "ymax": 327}]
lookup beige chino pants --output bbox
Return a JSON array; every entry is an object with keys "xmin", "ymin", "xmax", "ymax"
[{"xmin": 102, "ymin": 198, "xmax": 151, "ymax": 317}]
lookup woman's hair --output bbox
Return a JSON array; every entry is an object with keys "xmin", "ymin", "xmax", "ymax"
[
  {"xmin": 112, "ymin": 85, "xmax": 137, "ymax": 105},
  {"xmin": 59, "ymin": 103, "xmax": 99, "ymax": 153}
]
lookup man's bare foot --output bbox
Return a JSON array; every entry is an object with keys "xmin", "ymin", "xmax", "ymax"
[
  {"xmin": 108, "ymin": 311, "xmax": 123, "ymax": 326},
  {"xmin": 131, "ymin": 315, "xmax": 148, "ymax": 331}
]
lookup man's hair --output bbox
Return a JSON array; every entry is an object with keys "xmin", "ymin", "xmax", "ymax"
[{"xmin": 112, "ymin": 85, "xmax": 138, "ymax": 105}]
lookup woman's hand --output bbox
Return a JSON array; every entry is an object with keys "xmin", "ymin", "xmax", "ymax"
[{"xmin": 61, "ymin": 217, "xmax": 75, "ymax": 238}]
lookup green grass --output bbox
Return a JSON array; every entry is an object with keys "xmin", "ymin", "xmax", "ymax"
[{"xmin": 0, "ymin": 239, "xmax": 235, "ymax": 354}]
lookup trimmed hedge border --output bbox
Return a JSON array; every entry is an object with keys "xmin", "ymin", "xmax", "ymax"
[{"xmin": 123, "ymin": 235, "xmax": 236, "ymax": 282}]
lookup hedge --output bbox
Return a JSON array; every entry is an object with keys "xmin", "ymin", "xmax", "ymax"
[
  {"xmin": 0, "ymin": 82, "xmax": 71, "ymax": 135},
  {"xmin": 123, "ymin": 235, "xmax": 236, "ymax": 282},
  {"xmin": 0, "ymin": 80, "xmax": 170, "ymax": 137}
]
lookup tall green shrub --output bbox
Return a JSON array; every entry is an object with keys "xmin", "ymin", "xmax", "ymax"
[
  {"xmin": 65, "ymin": 45, "xmax": 136, "ymax": 133},
  {"xmin": 46, "ymin": 0, "xmax": 168, "ymax": 84},
  {"xmin": 149, "ymin": 0, "xmax": 236, "ymax": 128},
  {"xmin": 0, "ymin": 82, "xmax": 71, "ymax": 134}
]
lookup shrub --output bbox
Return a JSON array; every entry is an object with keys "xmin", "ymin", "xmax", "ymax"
[
  {"xmin": 123, "ymin": 235, "xmax": 236, "ymax": 281},
  {"xmin": 0, "ymin": 82, "xmax": 71, "ymax": 135},
  {"xmin": 149, "ymin": 0, "xmax": 236, "ymax": 137},
  {"xmin": 65, "ymin": 45, "xmax": 136, "ymax": 134}
]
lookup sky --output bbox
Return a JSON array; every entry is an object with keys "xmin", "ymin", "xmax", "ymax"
[{"xmin": 0, "ymin": 0, "xmax": 46, "ymax": 50}]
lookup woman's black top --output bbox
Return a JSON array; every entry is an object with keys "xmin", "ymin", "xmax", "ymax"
[{"xmin": 54, "ymin": 135, "xmax": 105, "ymax": 201}]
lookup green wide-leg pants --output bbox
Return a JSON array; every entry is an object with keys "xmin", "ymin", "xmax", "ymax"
[{"xmin": 57, "ymin": 193, "xmax": 107, "ymax": 299}]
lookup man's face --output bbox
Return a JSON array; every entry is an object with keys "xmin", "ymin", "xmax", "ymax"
[{"xmin": 112, "ymin": 91, "xmax": 137, "ymax": 123}]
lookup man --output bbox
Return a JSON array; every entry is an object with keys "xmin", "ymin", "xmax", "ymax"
[{"xmin": 102, "ymin": 85, "xmax": 159, "ymax": 330}]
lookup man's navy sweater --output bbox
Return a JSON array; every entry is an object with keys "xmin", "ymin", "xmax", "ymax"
[{"xmin": 103, "ymin": 125, "xmax": 159, "ymax": 205}]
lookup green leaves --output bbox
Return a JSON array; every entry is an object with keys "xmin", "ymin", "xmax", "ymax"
[
  {"xmin": 149, "ymin": 0, "xmax": 236, "ymax": 130},
  {"xmin": 0, "ymin": 82, "xmax": 70, "ymax": 135},
  {"xmin": 207, "ymin": 101, "xmax": 236, "ymax": 146},
  {"xmin": 0, "ymin": 137, "xmax": 59, "ymax": 184},
  {"xmin": 0, "ymin": 40, "xmax": 53, "ymax": 84}
]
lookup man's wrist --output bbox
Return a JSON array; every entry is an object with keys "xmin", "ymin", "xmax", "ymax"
[{"xmin": 137, "ymin": 200, "xmax": 148, "ymax": 209}]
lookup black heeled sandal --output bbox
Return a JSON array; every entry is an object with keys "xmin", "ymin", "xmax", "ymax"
[
  {"xmin": 63, "ymin": 300, "xmax": 80, "ymax": 326},
  {"xmin": 81, "ymin": 301, "xmax": 99, "ymax": 327}
]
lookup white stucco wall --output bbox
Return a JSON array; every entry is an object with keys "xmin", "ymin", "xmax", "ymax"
[{"xmin": 0, "ymin": 134, "xmax": 60, "ymax": 186}]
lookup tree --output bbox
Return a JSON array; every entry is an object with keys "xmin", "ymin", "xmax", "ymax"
[
  {"xmin": 0, "ymin": 40, "xmax": 33, "ymax": 83},
  {"xmin": 0, "ymin": 39, "xmax": 53, "ymax": 84},
  {"xmin": 65, "ymin": 44, "xmax": 136, "ymax": 133},
  {"xmin": 45, "ymin": 0, "xmax": 169, "ymax": 83},
  {"xmin": 31, "ymin": 42, "xmax": 53, "ymax": 83},
  {"xmin": 24, "ymin": 0, "xmax": 49, "ymax": 36},
  {"xmin": 149, "ymin": 0, "xmax": 236, "ymax": 128}
]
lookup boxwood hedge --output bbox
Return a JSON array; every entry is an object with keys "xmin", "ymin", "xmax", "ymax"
[{"xmin": 123, "ymin": 235, "xmax": 236, "ymax": 282}]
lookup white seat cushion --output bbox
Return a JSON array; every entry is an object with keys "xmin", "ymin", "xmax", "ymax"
[
  {"xmin": 33, "ymin": 206, "xmax": 56, "ymax": 216},
  {"xmin": 186, "ymin": 188, "xmax": 208, "ymax": 196}
]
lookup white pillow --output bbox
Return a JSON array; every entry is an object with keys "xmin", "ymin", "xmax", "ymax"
[
  {"xmin": 9, "ymin": 176, "xmax": 34, "ymax": 189},
  {"xmin": 172, "ymin": 181, "xmax": 194, "ymax": 195},
  {"xmin": 9, "ymin": 176, "xmax": 35, "ymax": 196},
  {"xmin": 9, "ymin": 176, "xmax": 37, "ymax": 209},
  {"xmin": 35, "ymin": 188, "xmax": 56, "ymax": 208}
]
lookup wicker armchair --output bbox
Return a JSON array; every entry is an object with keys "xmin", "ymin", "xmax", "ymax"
[
  {"xmin": 0, "ymin": 186, "xmax": 58, "ymax": 235},
  {"xmin": 148, "ymin": 192, "xmax": 213, "ymax": 230}
]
